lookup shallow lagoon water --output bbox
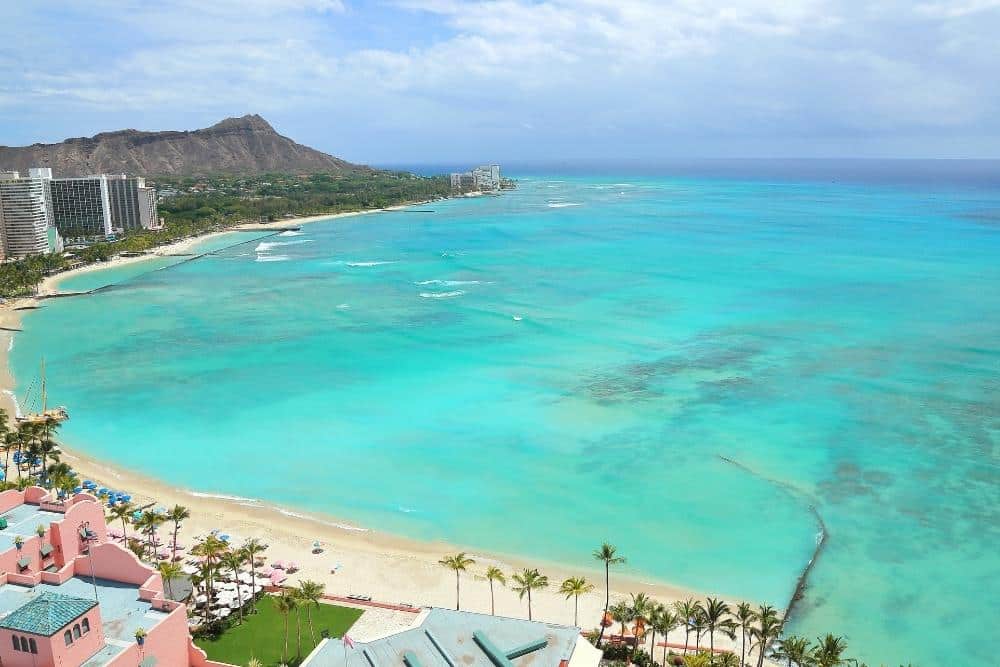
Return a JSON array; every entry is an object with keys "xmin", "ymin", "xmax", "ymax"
[{"xmin": 13, "ymin": 172, "xmax": 1000, "ymax": 665}]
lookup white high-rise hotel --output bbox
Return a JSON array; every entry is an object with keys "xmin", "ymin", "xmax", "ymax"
[
  {"xmin": 0, "ymin": 169, "xmax": 55, "ymax": 258},
  {"xmin": 0, "ymin": 169, "xmax": 159, "ymax": 259}
]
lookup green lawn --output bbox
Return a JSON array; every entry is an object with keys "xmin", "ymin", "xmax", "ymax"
[{"xmin": 195, "ymin": 596, "xmax": 363, "ymax": 666}]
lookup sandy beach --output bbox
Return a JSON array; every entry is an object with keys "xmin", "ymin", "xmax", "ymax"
[{"xmin": 0, "ymin": 199, "xmax": 745, "ymax": 652}]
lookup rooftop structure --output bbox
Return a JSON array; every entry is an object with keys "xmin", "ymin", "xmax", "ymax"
[{"xmin": 301, "ymin": 607, "xmax": 601, "ymax": 667}]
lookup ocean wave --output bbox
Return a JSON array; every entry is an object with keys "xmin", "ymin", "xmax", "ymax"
[
  {"xmin": 279, "ymin": 230, "xmax": 303, "ymax": 237},
  {"xmin": 419, "ymin": 290, "xmax": 465, "ymax": 299},
  {"xmin": 346, "ymin": 261, "xmax": 395, "ymax": 267},
  {"xmin": 336, "ymin": 303, "xmax": 350, "ymax": 310},
  {"xmin": 255, "ymin": 240, "xmax": 312, "ymax": 252},
  {"xmin": 6, "ymin": 335, "xmax": 12, "ymax": 352},
  {"xmin": 2, "ymin": 390, "xmax": 22, "ymax": 418},
  {"xmin": 256, "ymin": 255, "xmax": 290, "ymax": 262},
  {"xmin": 547, "ymin": 202, "xmax": 581, "ymax": 208},
  {"xmin": 189, "ymin": 491, "xmax": 261, "ymax": 503},
  {"xmin": 274, "ymin": 507, "xmax": 369, "ymax": 532},
  {"xmin": 187, "ymin": 490, "xmax": 370, "ymax": 532},
  {"xmin": 415, "ymin": 279, "xmax": 482, "ymax": 286},
  {"xmin": 397, "ymin": 505, "xmax": 417, "ymax": 514}
]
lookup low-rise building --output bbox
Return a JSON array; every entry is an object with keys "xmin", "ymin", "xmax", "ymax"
[
  {"xmin": 300, "ymin": 607, "xmax": 602, "ymax": 667},
  {"xmin": 0, "ymin": 487, "xmax": 227, "ymax": 667}
]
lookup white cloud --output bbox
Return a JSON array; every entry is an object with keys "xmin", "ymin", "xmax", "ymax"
[{"xmin": 2, "ymin": 0, "xmax": 998, "ymax": 157}]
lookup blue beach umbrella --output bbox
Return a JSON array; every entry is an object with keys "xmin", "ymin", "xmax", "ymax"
[{"xmin": 73, "ymin": 486, "xmax": 82, "ymax": 494}]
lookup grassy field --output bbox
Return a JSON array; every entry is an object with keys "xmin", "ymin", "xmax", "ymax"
[{"xmin": 195, "ymin": 595, "xmax": 363, "ymax": 666}]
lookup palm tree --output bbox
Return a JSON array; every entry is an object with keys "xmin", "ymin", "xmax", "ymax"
[
  {"xmin": 609, "ymin": 600, "xmax": 633, "ymax": 646},
  {"xmin": 273, "ymin": 591, "xmax": 297, "ymax": 664},
  {"xmin": 653, "ymin": 607, "xmax": 682, "ymax": 666},
  {"xmin": 812, "ymin": 634, "xmax": 848, "ymax": 667},
  {"xmin": 221, "ymin": 551, "xmax": 247, "ymax": 624},
  {"xmin": 196, "ymin": 561, "xmax": 216, "ymax": 624},
  {"xmin": 156, "ymin": 561, "xmax": 183, "ymax": 600},
  {"xmin": 629, "ymin": 592, "xmax": 654, "ymax": 662},
  {"xmin": 750, "ymin": 605, "xmax": 782, "ymax": 667},
  {"xmin": 511, "ymin": 568, "xmax": 548, "ymax": 620},
  {"xmin": 485, "ymin": 566, "xmax": 506, "ymax": 615},
  {"xmin": 136, "ymin": 510, "xmax": 166, "ymax": 561},
  {"xmin": 438, "ymin": 552, "xmax": 475, "ymax": 610},
  {"xmin": 716, "ymin": 653, "xmax": 741, "ymax": 667},
  {"xmin": 191, "ymin": 534, "xmax": 228, "ymax": 618},
  {"xmin": 674, "ymin": 598, "xmax": 704, "ymax": 655},
  {"xmin": 772, "ymin": 635, "xmax": 812, "ymax": 667},
  {"xmin": 36, "ymin": 437, "xmax": 59, "ymax": 485},
  {"xmin": 165, "ymin": 504, "xmax": 190, "ymax": 561},
  {"xmin": 593, "ymin": 543, "xmax": 626, "ymax": 645},
  {"xmin": 297, "ymin": 580, "xmax": 325, "ymax": 644},
  {"xmin": 646, "ymin": 603, "xmax": 666, "ymax": 661},
  {"xmin": 107, "ymin": 501, "xmax": 134, "ymax": 540},
  {"xmin": 734, "ymin": 602, "xmax": 757, "ymax": 666},
  {"xmin": 558, "ymin": 576, "xmax": 594, "ymax": 626},
  {"xmin": 682, "ymin": 652, "xmax": 713, "ymax": 667},
  {"xmin": 703, "ymin": 597, "xmax": 732, "ymax": 657},
  {"xmin": 691, "ymin": 609, "xmax": 708, "ymax": 656},
  {"xmin": 241, "ymin": 537, "xmax": 267, "ymax": 612}
]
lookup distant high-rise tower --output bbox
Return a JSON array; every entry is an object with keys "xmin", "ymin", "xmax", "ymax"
[
  {"xmin": 105, "ymin": 174, "xmax": 158, "ymax": 231},
  {"xmin": 0, "ymin": 170, "xmax": 54, "ymax": 259},
  {"xmin": 48, "ymin": 175, "xmax": 113, "ymax": 239}
]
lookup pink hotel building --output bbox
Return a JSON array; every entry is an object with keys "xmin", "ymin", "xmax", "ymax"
[{"xmin": 0, "ymin": 486, "xmax": 234, "ymax": 667}]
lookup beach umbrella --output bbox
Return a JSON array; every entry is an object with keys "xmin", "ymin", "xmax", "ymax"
[
  {"xmin": 219, "ymin": 534, "xmax": 230, "ymax": 542},
  {"xmin": 73, "ymin": 486, "xmax": 82, "ymax": 494}
]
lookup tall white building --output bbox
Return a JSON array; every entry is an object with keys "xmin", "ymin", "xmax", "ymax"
[{"xmin": 0, "ymin": 171, "xmax": 54, "ymax": 259}]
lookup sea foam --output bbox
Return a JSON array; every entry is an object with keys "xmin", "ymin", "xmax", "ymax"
[
  {"xmin": 415, "ymin": 279, "xmax": 482, "ymax": 286},
  {"xmin": 547, "ymin": 202, "xmax": 581, "ymax": 208},
  {"xmin": 346, "ymin": 261, "xmax": 395, "ymax": 267},
  {"xmin": 419, "ymin": 290, "xmax": 465, "ymax": 299}
]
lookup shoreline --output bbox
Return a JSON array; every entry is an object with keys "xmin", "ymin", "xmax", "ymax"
[{"xmin": 0, "ymin": 196, "xmax": 749, "ymax": 647}]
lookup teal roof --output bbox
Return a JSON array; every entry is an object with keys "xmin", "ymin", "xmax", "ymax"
[{"xmin": 0, "ymin": 592, "xmax": 97, "ymax": 636}]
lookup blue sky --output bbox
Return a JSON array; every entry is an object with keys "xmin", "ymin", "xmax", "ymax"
[{"xmin": 2, "ymin": 0, "xmax": 999, "ymax": 163}]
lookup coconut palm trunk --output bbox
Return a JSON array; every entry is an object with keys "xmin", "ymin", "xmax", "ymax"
[{"xmin": 489, "ymin": 579, "xmax": 496, "ymax": 615}]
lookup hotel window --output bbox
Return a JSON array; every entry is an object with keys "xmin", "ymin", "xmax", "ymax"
[
  {"xmin": 73, "ymin": 623, "xmax": 81, "ymax": 639},
  {"xmin": 18, "ymin": 636, "xmax": 29, "ymax": 652},
  {"xmin": 29, "ymin": 638, "xmax": 37, "ymax": 654},
  {"xmin": 11, "ymin": 635, "xmax": 19, "ymax": 650},
  {"xmin": 65, "ymin": 630, "xmax": 73, "ymax": 645},
  {"xmin": 82, "ymin": 618, "xmax": 90, "ymax": 634}
]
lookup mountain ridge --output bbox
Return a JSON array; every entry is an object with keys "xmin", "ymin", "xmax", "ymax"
[{"xmin": 0, "ymin": 115, "xmax": 364, "ymax": 176}]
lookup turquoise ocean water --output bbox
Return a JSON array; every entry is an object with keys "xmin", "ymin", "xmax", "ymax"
[{"xmin": 11, "ymin": 167, "xmax": 1000, "ymax": 665}]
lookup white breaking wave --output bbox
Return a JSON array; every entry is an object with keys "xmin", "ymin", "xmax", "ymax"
[
  {"xmin": 547, "ymin": 202, "xmax": 581, "ymax": 208},
  {"xmin": 419, "ymin": 290, "xmax": 465, "ymax": 299},
  {"xmin": 256, "ymin": 255, "xmax": 290, "ymax": 262},
  {"xmin": 279, "ymin": 230, "xmax": 303, "ymax": 237},
  {"xmin": 6, "ymin": 335, "xmax": 13, "ymax": 352},
  {"xmin": 415, "ymin": 279, "xmax": 482, "ymax": 286},
  {"xmin": 346, "ymin": 261, "xmax": 395, "ymax": 267},
  {"xmin": 336, "ymin": 303, "xmax": 350, "ymax": 310},
  {"xmin": 274, "ymin": 507, "xmax": 369, "ymax": 532},
  {"xmin": 189, "ymin": 491, "xmax": 261, "ymax": 503},
  {"xmin": 255, "ymin": 240, "xmax": 312, "ymax": 252},
  {"xmin": 2, "ymin": 390, "xmax": 22, "ymax": 418}
]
